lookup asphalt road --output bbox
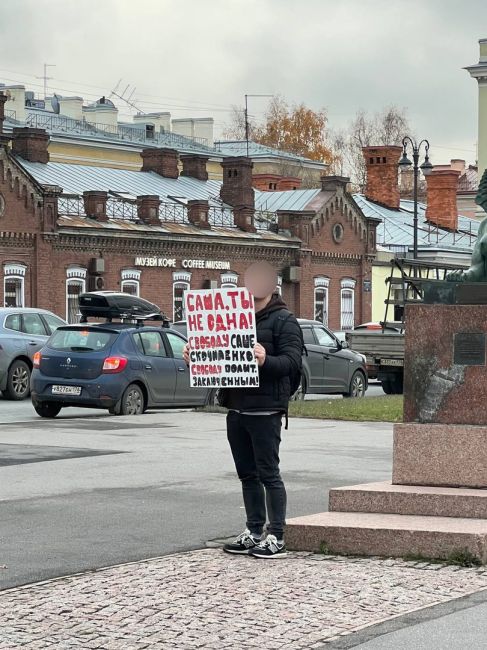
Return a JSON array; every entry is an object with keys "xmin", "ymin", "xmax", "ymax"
[{"xmin": 0, "ymin": 396, "xmax": 392, "ymax": 590}]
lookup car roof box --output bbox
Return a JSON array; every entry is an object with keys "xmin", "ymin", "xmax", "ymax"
[{"xmin": 79, "ymin": 292, "xmax": 167, "ymax": 323}]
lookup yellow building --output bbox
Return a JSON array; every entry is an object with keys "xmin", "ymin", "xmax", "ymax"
[{"xmin": 1, "ymin": 85, "xmax": 325, "ymax": 183}]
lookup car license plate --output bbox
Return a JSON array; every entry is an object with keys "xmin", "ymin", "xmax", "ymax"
[
  {"xmin": 52, "ymin": 385, "xmax": 82, "ymax": 396},
  {"xmin": 381, "ymin": 359, "xmax": 403, "ymax": 367}
]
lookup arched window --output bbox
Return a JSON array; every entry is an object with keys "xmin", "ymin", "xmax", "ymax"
[
  {"xmin": 220, "ymin": 271, "xmax": 238, "ymax": 288},
  {"xmin": 66, "ymin": 266, "xmax": 87, "ymax": 324},
  {"xmin": 3, "ymin": 263, "xmax": 27, "ymax": 308},
  {"xmin": 121, "ymin": 269, "xmax": 141, "ymax": 296},
  {"xmin": 314, "ymin": 276, "xmax": 329, "ymax": 325},
  {"xmin": 173, "ymin": 271, "xmax": 191, "ymax": 322},
  {"xmin": 340, "ymin": 278, "xmax": 356, "ymax": 331}
]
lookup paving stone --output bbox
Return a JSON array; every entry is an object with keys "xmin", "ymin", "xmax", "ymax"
[{"xmin": 1, "ymin": 549, "xmax": 487, "ymax": 649}]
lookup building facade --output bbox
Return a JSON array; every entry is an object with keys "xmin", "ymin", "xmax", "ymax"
[{"xmin": 0, "ymin": 101, "xmax": 377, "ymax": 331}]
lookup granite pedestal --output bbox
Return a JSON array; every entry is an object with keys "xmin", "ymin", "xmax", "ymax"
[{"xmin": 286, "ymin": 303, "xmax": 487, "ymax": 562}]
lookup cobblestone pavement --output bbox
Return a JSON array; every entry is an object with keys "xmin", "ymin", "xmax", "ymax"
[{"xmin": 1, "ymin": 549, "xmax": 487, "ymax": 650}]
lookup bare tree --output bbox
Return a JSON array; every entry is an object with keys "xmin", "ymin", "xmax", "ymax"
[
  {"xmin": 222, "ymin": 105, "xmax": 258, "ymax": 140},
  {"xmin": 331, "ymin": 106, "xmax": 412, "ymax": 191}
]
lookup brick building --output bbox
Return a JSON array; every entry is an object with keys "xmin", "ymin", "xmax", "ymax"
[{"xmin": 0, "ymin": 94, "xmax": 379, "ymax": 330}]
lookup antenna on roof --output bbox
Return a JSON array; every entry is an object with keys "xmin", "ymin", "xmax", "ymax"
[
  {"xmin": 110, "ymin": 79, "xmax": 144, "ymax": 115},
  {"xmin": 36, "ymin": 63, "xmax": 56, "ymax": 99}
]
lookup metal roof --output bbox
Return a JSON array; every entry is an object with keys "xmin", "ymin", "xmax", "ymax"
[
  {"xmin": 353, "ymin": 194, "xmax": 479, "ymax": 252},
  {"xmin": 255, "ymin": 188, "xmax": 321, "ymax": 212},
  {"xmin": 18, "ymin": 159, "xmax": 227, "ymax": 208},
  {"xmin": 214, "ymin": 140, "xmax": 326, "ymax": 167},
  {"xmin": 57, "ymin": 214, "xmax": 297, "ymax": 244},
  {"xmin": 4, "ymin": 111, "xmax": 219, "ymax": 156}
]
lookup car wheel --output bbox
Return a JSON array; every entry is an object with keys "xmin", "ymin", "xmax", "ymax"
[
  {"xmin": 292, "ymin": 376, "xmax": 307, "ymax": 401},
  {"xmin": 33, "ymin": 401, "xmax": 62, "ymax": 418},
  {"xmin": 381, "ymin": 379, "xmax": 394, "ymax": 394},
  {"xmin": 119, "ymin": 384, "xmax": 145, "ymax": 416},
  {"xmin": 4, "ymin": 360, "xmax": 31, "ymax": 400},
  {"xmin": 344, "ymin": 371, "xmax": 366, "ymax": 398}
]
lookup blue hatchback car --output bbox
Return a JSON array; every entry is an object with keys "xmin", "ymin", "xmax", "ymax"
[{"xmin": 30, "ymin": 322, "xmax": 211, "ymax": 418}]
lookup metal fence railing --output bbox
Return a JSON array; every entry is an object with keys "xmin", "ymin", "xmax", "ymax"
[
  {"xmin": 57, "ymin": 195, "xmax": 275, "ymax": 232},
  {"xmin": 25, "ymin": 113, "xmax": 213, "ymax": 152}
]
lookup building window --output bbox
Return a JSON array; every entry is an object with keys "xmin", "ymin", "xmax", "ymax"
[
  {"xmin": 121, "ymin": 280, "xmax": 139, "ymax": 296},
  {"xmin": 221, "ymin": 271, "xmax": 238, "ymax": 288},
  {"xmin": 4, "ymin": 264, "xmax": 27, "ymax": 307},
  {"xmin": 340, "ymin": 278, "xmax": 356, "ymax": 331},
  {"xmin": 3, "ymin": 263, "xmax": 26, "ymax": 308},
  {"xmin": 173, "ymin": 271, "xmax": 191, "ymax": 322},
  {"xmin": 121, "ymin": 269, "xmax": 141, "ymax": 296},
  {"xmin": 66, "ymin": 266, "xmax": 87, "ymax": 324},
  {"xmin": 314, "ymin": 276, "xmax": 329, "ymax": 325}
]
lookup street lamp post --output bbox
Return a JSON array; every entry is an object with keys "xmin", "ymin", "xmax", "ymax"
[{"xmin": 398, "ymin": 137, "xmax": 433, "ymax": 260}]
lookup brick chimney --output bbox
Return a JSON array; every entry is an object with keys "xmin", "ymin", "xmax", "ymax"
[
  {"xmin": 0, "ymin": 93, "xmax": 7, "ymax": 134},
  {"xmin": 180, "ymin": 154, "xmax": 209, "ymax": 181},
  {"xmin": 83, "ymin": 191, "xmax": 108, "ymax": 222},
  {"xmin": 188, "ymin": 199, "xmax": 210, "ymax": 229},
  {"xmin": 220, "ymin": 157, "xmax": 255, "ymax": 208},
  {"xmin": 233, "ymin": 206, "xmax": 256, "ymax": 233},
  {"xmin": 252, "ymin": 173, "xmax": 302, "ymax": 192},
  {"xmin": 425, "ymin": 168, "xmax": 461, "ymax": 230},
  {"xmin": 252, "ymin": 173, "xmax": 281, "ymax": 191},
  {"xmin": 141, "ymin": 147, "xmax": 179, "ymax": 179},
  {"xmin": 12, "ymin": 127, "xmax": 50, "ymax": 163},
  {"xmin": 362, "ymin": 145, "xmax": 402, "ymax": 209},
  {"xmin": 278, "ymin": 176, "xmax": 301, "ymax": 191},
  {"xmin": 137, "ymin": 195, "xmax": 161, "ymax": 225}
]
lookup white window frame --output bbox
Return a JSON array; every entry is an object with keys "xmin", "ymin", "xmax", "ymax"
[
  {"xmin": 340, "ymin": 278, "xmax": 356, "ymax": 331},
  {"xmin": 66, "ymin": 266, "xmax": 87, "ymax": 324},
  {"xmin": 314, "ymin": 276, "xmax": 329, "ymax": 326},
  {"xmin": 173, "ymin": 271, "xmax": 191, "ymax": 322},
  {"xmin": 121, "ymin": 269, "xmax": 141, "ymax": 296},
  {"xmin": 3, "ymin": 263, "xmax": 26, "ymax": 308},
  {"xmin": 220, "ymin": 271, "xmax": 239, "ymax": 288},
  {"xmin": 276, "ymin": 275, "xmax": 282, "ymax": 295}
]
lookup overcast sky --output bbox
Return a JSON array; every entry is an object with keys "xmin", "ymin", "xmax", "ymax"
[{"xmin": 1, "ymin": 0, "xmax": 486, "ymax": 165}]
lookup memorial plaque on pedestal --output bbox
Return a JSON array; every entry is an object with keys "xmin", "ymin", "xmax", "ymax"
[{"xmin": 453, "ymin": 333, "xmax": 486, "ymax": 366}]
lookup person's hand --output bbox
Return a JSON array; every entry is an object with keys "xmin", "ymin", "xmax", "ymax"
[
  {"xmin": 254, "ymin": 343, "xmax": 266, "ymax": 367},
  {"xmin": 183, "ymin": 342, "xmax": 190, "ymax": 365}
]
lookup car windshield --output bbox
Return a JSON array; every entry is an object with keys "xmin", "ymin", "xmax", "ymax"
[{"xmin": 49, "ymin": 328, "xmax": 117, "ymax": 352}]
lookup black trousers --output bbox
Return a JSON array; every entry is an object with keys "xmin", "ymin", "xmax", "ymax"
[{"xmin": 226, "ymin": 410, "xmax": 287, "ymax": 539}]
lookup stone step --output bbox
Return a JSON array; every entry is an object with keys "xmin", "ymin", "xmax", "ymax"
[
  {"xmin": 285, "ymin": 511, "xmax": 487, "ymax": 561},
  {"xmin": 329, "ymin": 481, "xmax": 487, "ymax": 519}
]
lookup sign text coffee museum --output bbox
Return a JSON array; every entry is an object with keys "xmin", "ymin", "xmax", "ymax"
[{"xmin": 135, "ymin": 257, "xmax": 231, "ymax": 270}]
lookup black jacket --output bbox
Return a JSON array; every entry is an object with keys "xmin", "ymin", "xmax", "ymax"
[{"xmin": 219, "ymin": 294, "xmax": 303, "ymax": 413}]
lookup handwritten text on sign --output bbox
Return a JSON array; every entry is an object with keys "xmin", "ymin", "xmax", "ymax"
[{"xmin": 185, "ymin": 288, "xmax": 259, "ymax": 388}]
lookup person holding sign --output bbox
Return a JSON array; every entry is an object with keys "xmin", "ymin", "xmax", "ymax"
[{"xmin": 184, "ymin": 261, "xmax": 303, "ymax": 559}]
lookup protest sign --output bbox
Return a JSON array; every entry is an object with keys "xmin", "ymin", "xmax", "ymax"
[{"xmin": 185, "ymin": 287, "xmax": 259, "ymax": 389}]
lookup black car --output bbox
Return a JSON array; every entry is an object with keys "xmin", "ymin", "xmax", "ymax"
[{"xmin": 297, "ymin": 319, "xmax": 368, "ymax": 398}]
